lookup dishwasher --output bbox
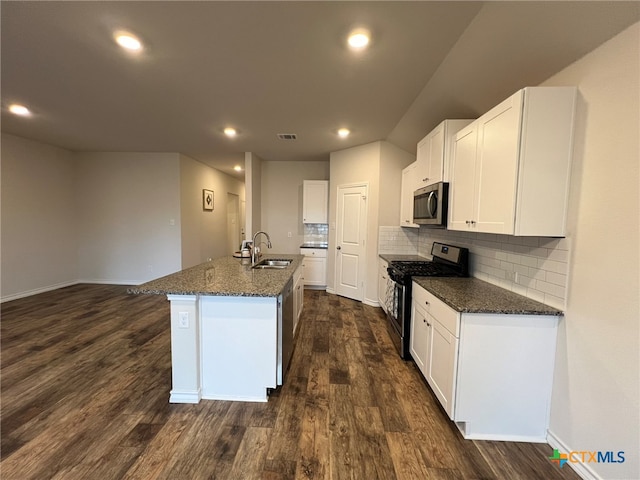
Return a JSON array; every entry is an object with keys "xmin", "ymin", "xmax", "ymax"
[{"xmin": 277, "ymin": 278, "xmax": 294, "ymax": 385}]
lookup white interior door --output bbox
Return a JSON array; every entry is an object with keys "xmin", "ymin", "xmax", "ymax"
[
  {"xmin": 226, "ymin": 193, "xmax": 240, "ymax": 254},
  {"xmin": 335, "ymin": 184, "xmax": 367, "ymax": 301}
]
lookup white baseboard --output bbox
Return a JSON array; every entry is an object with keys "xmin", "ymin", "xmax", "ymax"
[
  {"xmin": 76, "ymin": 278, "xmax": 142, "ymax": 286},
  {"xmin": 325, "ymin": 287, "xmax": 336, "ymax": 295},
  {"xmin": 169, "ymin": 389, "xmax": 202, "ymax": 404},
  {"xmin": 547, "ymin": 430, "xmax": 596, "ymax": 480},
  {"xmin": 1, "ymin": 279, "xmax": 143, "ymax": 303},
  {"xmin": 363, "ymin": 298, "xmax": 380, "ymax": 308},
  {"xmin": 1, "ymin": 281, "xmax": 79, "ymax": 303}
]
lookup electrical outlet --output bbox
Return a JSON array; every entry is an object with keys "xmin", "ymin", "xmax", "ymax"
[
  {"xmin": 288, "ymin": 232, "xmax": 292, "ymax": 238},
  {"xmin": 178, "ymin": 312, "xmax": 189, "ymax": 328}
]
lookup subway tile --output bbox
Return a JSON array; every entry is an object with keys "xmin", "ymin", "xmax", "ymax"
[
  {"xmin": 521, "ymin": 237, "xmax": 540, "ymax": 247},
  {"xmin": 507, "ymin": 253, "xmax": 522, "ymax": 264},
  {"xmin": 544, "ymin": 294, "xmax": 565, "ymax": 310},
  {"xmin": 526, "ymin": 288, "xmax": 546, "ymax": 303},
  {"xmin": 546, "ymin": 271, "xmax": 567, "ymax": 286},
  {"xmin": 538, "ymin": 258, "xmax": 567, "ymax": 274},
  {"xmin": 536, "ymin": 280, "xmax": 566, "ymax": 298},
  {"xmin": 547, "ymin": 248, "xmax": 569, "ymax": 262},
  {"xmin": 521, "ymin": 256, "xmax": 539, "ymax": 268}
]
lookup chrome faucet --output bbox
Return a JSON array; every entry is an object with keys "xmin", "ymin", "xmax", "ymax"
[{"xmin": 251, "ymin": 231, "xmax": 272, "ymax": 265}]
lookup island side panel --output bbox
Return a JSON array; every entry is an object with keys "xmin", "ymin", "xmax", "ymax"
[
  {"xmin": 454, "ymin": 313, "xmax": 559, "ymax": 442},
  {"xmin": 167, "ymin": 294, "xmax": 201, "ymax": 403},
  {"xmin": 200, "ymin": 295, "xmax": 278, "ymax": 402}
]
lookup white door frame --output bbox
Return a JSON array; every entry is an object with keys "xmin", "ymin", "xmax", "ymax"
[{"xmin": 334, "ymin": 182, "xmax": 368, "ymax": 302}]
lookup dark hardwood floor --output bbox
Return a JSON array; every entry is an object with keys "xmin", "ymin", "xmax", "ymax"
[{"xmin": 1, "ymin": 284, "xmax": 580, "ymax": 479}]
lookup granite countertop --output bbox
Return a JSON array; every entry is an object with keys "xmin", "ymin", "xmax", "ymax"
[
  {"xmin": 300, "ymin": 242, "xmax": 328, "ymax": 249},
  {"xmin": 413, "ymin": 277, "xmax": 563, "ymax": 316},
  {"xmin": 379, "ymin": 253, "xmax": 430, "ymax": 262},
  {"xmin": 129, "ymin": 254, "xmax": 305, "ymax": 297}
]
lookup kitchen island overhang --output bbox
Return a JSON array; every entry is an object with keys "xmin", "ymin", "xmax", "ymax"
[{"xmin": 129, "ymin": 254, "xmax": 305, "ymax": 403}]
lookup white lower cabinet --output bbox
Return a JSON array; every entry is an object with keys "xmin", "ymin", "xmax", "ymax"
[
  {"xmin": 300, "ymin": 248, "xmax": 327, "ymax": 288},
  {"xmin": 378, "ymin": 258, "xmax": 389, "ymax": 313},
  {"xmin": 411, "ymin": 282, "xmax": 458, "ymax": 419},
  {"xmin": 410, "ymin": 281, "xmax": 558, "ymax": 442},
  {"xmin": 409, "ymin": 298, "xmax": 430, "ymax": 373}
]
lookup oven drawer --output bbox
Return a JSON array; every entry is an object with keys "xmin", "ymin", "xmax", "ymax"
[{"xmin": 412, "ymin": 282, "xmax": 460, "ymax": 336}]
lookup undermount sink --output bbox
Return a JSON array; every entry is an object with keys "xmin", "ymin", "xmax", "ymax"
[{"xmin": 251, "ymin": 258, "xmax": 293, "ymax": 269}]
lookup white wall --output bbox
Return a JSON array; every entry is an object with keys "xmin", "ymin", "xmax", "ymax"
[
  {"xmin": 329, "ymin": 141, "xmax": 414, "ymax": 305},
  {"xmin": 542, "ymin": 23, "xmax": 639, "ymax": 480},
  {"xmin": 261, "ymin": 160, "xmax": 329, "ymax": 254},
  {"xmin": 75, "ymin": 152, "xmax": 182, "ymax": 284},
  {"xmin": 328, "ymin": 142, "xmax": 380, "ymax": 304},
  {"xmin": 1, "ymin": 134, "xmax": 78, "ymax": 300},
  {"xmin": 180, "ymin": 154, "xmax": 245, "ymax": 268},
  {"xmin": 245, "ymin": 152, "xmax": 262, "ymax": 239},
  {"xmin": 379, "ymin": 142, "xmax": 415, "ymax": 226}
]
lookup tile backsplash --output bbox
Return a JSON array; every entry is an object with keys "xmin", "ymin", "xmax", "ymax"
[
  {"xmin": 379, "ymin": 226, "xmax": 569, "ymax": 310},
  {"xmin": 304, "ymin": 223, "xmax": 328, "ymax": 244}
]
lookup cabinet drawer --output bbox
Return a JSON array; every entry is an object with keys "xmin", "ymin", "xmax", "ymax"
[
  {"xmin": 300, "ymin": 248, "xmax": 327, "ymax": 258},
  {"xmin": 412, "ymin": 282, "xmax": 460, "ymax": 336}
]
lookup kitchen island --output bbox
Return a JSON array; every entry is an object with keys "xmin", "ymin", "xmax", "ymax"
[{"xmin": 130, "ymin": 254, "xmax": 304, "ymax": 403}]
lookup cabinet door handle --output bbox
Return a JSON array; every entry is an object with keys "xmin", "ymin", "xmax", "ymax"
[
  {"xmin": 423, "ymin": 177, "xmax": 429, "ymax": 182},
  {"xmin": 423, "ymin": 318, "xmax": 427, "ymax": 323},
  {"xmin": 427, "ymin": 322, "xmax": 431, "ymax": 327},
  {"xmin": 425, "ymin": 301, "xmax": 429, "ymax": 306}
]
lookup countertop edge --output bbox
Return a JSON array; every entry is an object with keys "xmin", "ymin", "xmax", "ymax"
[{"xmin": 413, "ymin": 277, "xmax": 563, "ymax": 316}]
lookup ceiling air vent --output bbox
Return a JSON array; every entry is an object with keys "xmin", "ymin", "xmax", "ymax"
[{"xmin": 277, "ymin": 133, "xmax": 297, "ymax": 140}]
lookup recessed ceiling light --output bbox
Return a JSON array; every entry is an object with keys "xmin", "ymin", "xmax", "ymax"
[
  {"xmin": 233, "ymin": 165, "xmax": 243, "ymax": 172},
  {"xmin": 338, "ymin": 128, "xmax": 350, "ymax": 138},
  {"xmin": 348, "ymin": 29, "xmax": 370, "ymax": 50},
  {"xmin": 115, "ymin": 32, "xmax": 142, "ymax": 51},
  {"xmin": 9, "ymin": 104, "xmax": 31, "ymax": 116},
  {"xmin": 224, "ymin": 127, "xmax": 237, "ymax": 137}
]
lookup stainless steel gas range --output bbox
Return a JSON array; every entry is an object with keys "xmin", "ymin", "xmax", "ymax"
[{"xmin": 385, "ymin": 242, "xmax": 469, "ymax": 359}]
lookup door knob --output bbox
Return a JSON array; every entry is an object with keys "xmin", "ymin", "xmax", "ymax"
[{"xmin": 337, "ymin": 246, "xmax": 341, "ymax": 250}]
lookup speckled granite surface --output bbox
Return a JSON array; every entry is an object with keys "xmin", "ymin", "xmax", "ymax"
[
  {"xmin": 413, "ymin": 277, "xmax": 563, "ymax": 316},
  {"xmin": 379, "ymin": 253, "xmax": 430, "ymax": 263},
  {"xmin": 129, "ymin": 254, "xmax": 305, "ymax": 297}
]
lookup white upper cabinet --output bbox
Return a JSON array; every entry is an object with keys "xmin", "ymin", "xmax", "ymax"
[
  {"xmin": 448, "ymin": 87, "xmax": 577, "ymax": 236},
  {"xmin": 415, "ymin": 119, "xmax": 473, "ymax": 188},
  {"xmin": 302, "ymin": 180, "xmax": 329, "ymax": 224},
  {"xmin": 400, "ymin": 162, "xmax": 419, "ymax": 228}
]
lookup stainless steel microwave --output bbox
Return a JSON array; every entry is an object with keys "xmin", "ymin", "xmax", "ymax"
[{"xmin": 413, "ymin": 182, "xmax": 448, "ymax": 227}]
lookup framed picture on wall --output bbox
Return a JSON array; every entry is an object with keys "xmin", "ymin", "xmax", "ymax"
[{"xmin": 203, "ymin": 189, "xmax": 214, "ymax": 211}]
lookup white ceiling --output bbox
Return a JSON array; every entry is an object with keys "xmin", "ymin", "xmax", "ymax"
[{"xmin": 2, "ymin": 2, "xmax": 638, "ymax": 180}]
